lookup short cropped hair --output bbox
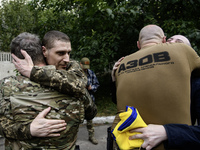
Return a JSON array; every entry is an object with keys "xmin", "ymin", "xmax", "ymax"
[
  {"xmin": 139, "ymin": 25, "xmax": 165, "ymax": 46},
  {"xmin": 42, "ymin": 30, "xmax": 70, "ymax": 49},
  {"xmin": 10, "ymin": 32, "xmax": 45, "ymax": 65}
]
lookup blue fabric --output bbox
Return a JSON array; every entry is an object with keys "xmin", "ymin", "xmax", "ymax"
[
  {"xmin": 86, "ymin": 69, "xmax": 100, "ymax": 101},
  {"xmin": 164, "ymin": 124, "xmax": 200, "ymax": 150},
  {"xmin": 111, "ymin": 106, "xmax": 147, "ymax": 149},
  {"xmin": 118, "ymin": 106, "xmax": 137, "ymax": 131},
  {"xmin": 191, "ymin": 75, "xmax": 200, "ymax": 125},
  {"xmin": 111, "ymin": 129, "xmax": 116, "ymax": 141}
]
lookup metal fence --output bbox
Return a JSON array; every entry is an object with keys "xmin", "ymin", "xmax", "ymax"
[{"xmin": 0, "ymin": 52, "xmax": 12, "ymax": 62}]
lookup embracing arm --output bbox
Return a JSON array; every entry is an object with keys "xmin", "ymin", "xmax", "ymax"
[
  {"xmin": 164, "ymin": 124, "xmax": 200, "ymax": 149},
  {"xmin": 0, "ymin": 78, "xmax": 66, "ymax": 140},
  {"xmin": 82, "ymin": 90, "xmax": 97, "ymax": 120},
  {"xmin": 30, "ymin": 61, "xmax": 87, "ymax": 97},
  {"xmin": 12, "ymin": 50, "xmax": 87, "ymax": 97},
  {"xmin": 0, "ymin": 107, "xmax": 67, "ymax": 140},
  {"xmin": 30, "ymin": 64, "xmax": 97, "ymax": 119},
  {"xmin": 0, "ymin": 116, "xmax": 32, "ymax": 140},
  {"xmin": 12, "ymin": 51, "xmax": 97, "ymax": 119},
  {"xmin": 129, "ymin": 124, "xmax": 200, "ymax": 150}
]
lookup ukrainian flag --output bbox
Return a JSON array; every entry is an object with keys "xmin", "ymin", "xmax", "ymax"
[{"xmin": 112, "ymin": 106, "xmax": 147, "ymax": 150}]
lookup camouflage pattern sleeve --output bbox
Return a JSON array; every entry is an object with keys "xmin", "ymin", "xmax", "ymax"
[
  {"xmin": 30, "ymin": 60, "xmax": 97, "ymax": 120},
  {"xmin": 0, "ymin": 78, "xmax": 32, "ymax": 140},
  {"xmin": 30, "ymin": 60, "xmax": 87, "ymax": 97},
  {"xmin": 83, "ymin": 90, "xmax": 98, "ymax": 120},
  {"xmin": 0, "ymin": 116, "xmax": 32, "ymax": 140}
]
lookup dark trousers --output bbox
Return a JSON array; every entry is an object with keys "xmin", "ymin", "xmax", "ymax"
[
  {"xmin": 0, "ymin": 137, "xmax": 5, "ymax": 150},
  {"xmin": 75, "ymin": 145, "xmax": 80, "ymax": 150}
]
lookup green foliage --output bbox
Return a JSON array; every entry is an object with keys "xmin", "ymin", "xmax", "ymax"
[
  {"xmin": 95, "ymin": 73, "xmax": 117, "ymax": 116},
  {"xmin": 1, "ymin": 0, "xmax": 200, "ymax": 116},
  {"xmin": 0, "ymin": 0, "xmax": 36, "ymax": 52},
  {"xmin": 138, "ymin": 0, "xmax": 200, "ymax": 52},
  {"xmin": 28, "ymin": 0, "xmax": 74, "ymax": 38},
  {"xmin": 69, "ymin": 0, "xmax": 142, "ymax": 72},
  {"xmin": 0, "ymin": 0, "xmax": 200, "ymax": 72}
]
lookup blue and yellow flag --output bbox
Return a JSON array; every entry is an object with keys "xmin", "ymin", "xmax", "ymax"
[{"xmin": 112, "ymin": 106, "xmax": 147, "ymax": 150}]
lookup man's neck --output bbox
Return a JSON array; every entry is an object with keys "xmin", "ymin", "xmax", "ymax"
[
  {"xmin": 141, "ymin": 42, "xmax": 158, "ymax": 49},
  {"xmin": 35, "ymin": 63, "xmax": 46, "ymax": 67}
]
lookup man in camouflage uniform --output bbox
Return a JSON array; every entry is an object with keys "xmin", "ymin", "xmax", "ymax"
[
  {"xmin": 0, "ymin": 32, "xmax": 96, "ymax": 150},
  {"xmin": 13, "ymin": 30, "xmax": 97, "ymax": 121}
]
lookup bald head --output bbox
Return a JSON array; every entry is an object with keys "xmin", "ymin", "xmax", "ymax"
[
  {"xmin": 138, "ymin": 25, "xmax": 166, "ymax": 49},
  {"xmin": 167, "ymin": 35, "xmax": 191, "ymax": 47}
]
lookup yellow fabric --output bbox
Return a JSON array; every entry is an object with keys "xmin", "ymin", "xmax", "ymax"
[{"xmin": 112, "ymin": 107, "xmax": 147, "ymax": 150}]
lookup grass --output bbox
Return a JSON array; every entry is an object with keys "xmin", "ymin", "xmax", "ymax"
[
  {"xmin": 95, "ymin": 96, "xmax": 117, "ymax": 117},
  {"xmin": 94, "ymin": 73, "xmax": 117, "ymax": 117}
]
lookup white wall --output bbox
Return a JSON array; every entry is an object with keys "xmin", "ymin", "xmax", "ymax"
[{"xmin": 0, "ymin": 61, "xmax": 16, "ymax": 80}]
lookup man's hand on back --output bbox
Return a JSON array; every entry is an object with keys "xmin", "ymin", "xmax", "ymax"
[
  {"xmin": 12, "ymin": 49, "xmax": 34, "ymax": 78},
  {"xmin": 30, "ymin": 107, "xmax": 67, "ymax": 137}
]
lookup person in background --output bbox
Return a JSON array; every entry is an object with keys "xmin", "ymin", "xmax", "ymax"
[
  {"xmin": 111, "ymin": 25, "xmax": 200, "ymax": 150},
  {"xmin": 80, "ymin": 57, "xmax": 100, "ymax": 145}
]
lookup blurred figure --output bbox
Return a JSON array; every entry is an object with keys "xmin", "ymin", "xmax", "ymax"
[
  {"xmin": 80, "ymin": 57, "xmax": 100, "ymax": 145},
  {"xmin": 167, "ymin": 35, "xmax": 191, "ymax": 47}
]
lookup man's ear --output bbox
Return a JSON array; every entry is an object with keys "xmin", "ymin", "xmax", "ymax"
[
  {"xmin": 80, "ymin": 63, "xmax": 83, "ymax": 69},
  {"xmin": 42, "ymin": 46, "xmax": 47, "ymax": 57},
  {"xmin": 137, "ymin": 41, "xmax": 141, "ymax": 49},
  {"xmin": 162, "ymin": 36, "xmax": 166, "ymax": 43}
]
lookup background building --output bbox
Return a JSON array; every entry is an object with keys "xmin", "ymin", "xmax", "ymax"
[{"xmin": 0, "ymin": 52, "xmax": 16, "ymax": 79}]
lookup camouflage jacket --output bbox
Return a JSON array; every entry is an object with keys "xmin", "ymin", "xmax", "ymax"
[
  {"xmin": 0, "ymin": 60, "xmax": 97, "ymax": 150},
  {"xmin": 30, "ymin": 60, "xmax": 88, "ymax": 98},
  {"xmin": 30, "ymin": 60, "xmax": 97, "ymax": 120}
]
